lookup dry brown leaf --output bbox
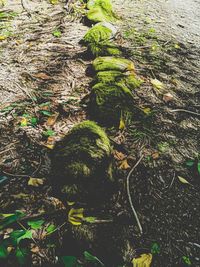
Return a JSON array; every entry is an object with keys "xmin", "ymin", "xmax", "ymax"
[
  {"xmin": 28, "ymin": 177, "xmax": 44, "ymax": 187},
  {"xmin": 113, "ymin": 150, "xmax": 127, "ymax": 161},
  {"xmin": 31, "ymin": 246, "xmax": 40, "ymax": 253},
  {"xmin": 119, "ymin": 159, "xmax": 131, "ymax": 170},
  {"xmin": 152, "ymin": 152, "xmax": 159, "ymax": 159},
  {"xmin": 33, "ymin": 73, "xmax": 51, "ymax": 80},
  {"xmin": 163, "ymin": 92, "xmax": 174, "ymax": 102},
  {"xmin": 46, "ymin": 113, "xmax": 59, "ymax": 126}
]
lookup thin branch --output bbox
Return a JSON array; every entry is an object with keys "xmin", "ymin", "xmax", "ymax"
[
  {"xmin": 126, "ymin": 154, "xmax": 144, "ymax": 235},
  {"xmin": 169, "ymin": 109, "xmax": 200, "ymax": 117}
]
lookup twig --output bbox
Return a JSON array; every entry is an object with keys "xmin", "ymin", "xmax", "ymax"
[
  {"xmin": 126, "ymin": 154, "xmax": 144, "ymax": 235},
  {"xmin": 169, "ymin": 172, "xmax": 176, "ymax": 189},
  {"xmin": 169, "ymin": 109, "xmax": 200, "ymax": 117}
]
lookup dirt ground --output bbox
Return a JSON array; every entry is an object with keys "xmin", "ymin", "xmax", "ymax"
[{"xmin": 0, "ymin": 0, "xmax": 200, "ymax": 266}]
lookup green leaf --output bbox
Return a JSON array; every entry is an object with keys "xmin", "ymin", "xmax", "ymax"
[
  {"xmin": 0, "ymin": 175, "xmax": 8, "ymax": 185},
  {"xmin": 46, "ymin": 224, "xmax": 56, "ymax": 234},
  {"xmin": 43, "ymin": 129, "xmax": 55, "ymax": 137},
  {"xmin": 197, "ymin": 162, "xmax": 200, "ymax": 175},
  {"xmin": 151, "ymin": 242, "xmax": 160, "ymax": 254},
  {"xmin": 40, "ymin": 110, "xmax": 53, "ymax": 116},
  {"xmin": 0, "ymin": 211, "xmax": 25, "ymax": 230},
  {"xmin": 30, "ymin": 117, "xmax": 37, "ymax": 126},
  {"xmin": 52, "ymin": 29, "xmax": 62, "ymax": 38},
  {"xmin": 186, "ymin": 160, "xmax": 195, "ymax": 167},
  {"xmin": 0, "ymin": 242, "xmax": 9, "ymax": 259},
  {"xmin": 84, "ymin": 251, "xmax": 104, "ymax": 266},
  {"xmin": 27, "ymin": 219, "xmax": 44, "ymax": 230},
  {"xmin": 61, "ymin": 256, "xmax": 77, "ymax": 267},
  {"xmin": 10, "ymin": 230, "xmax": 32, "ymax": 246},
  {"xmin": 16, "ymin": 247, "xmax": 28, "ymax": 265},
  {"xmin": 182, "ymin": 256, "xmax": 192, "ymax": 265}
]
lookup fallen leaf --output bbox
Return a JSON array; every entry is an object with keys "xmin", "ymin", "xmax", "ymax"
[
  {"xmin": 46, "ymin": 113, "xmax": 59, "ymax": 126},
  {"xmin": 142, "ymin": 107, "xmax": 151, "ymax": 115},
  {"xmin": 113, "ymin": 150, "xmax": 126, "ymax": 161},
  {"xmin": 50, "ymin": 0, "xmax": 58, "ymax": 4},
  {"xmin": 151, "ymin": 78, "xmax": 164, "ymax": 90},
  {"xmin": 163, "ymin": 92, "xmax": 174, "ymax": 102},
  {"xmin": 0, "ymin": 36, "xmax": 7, "ymax": 41},
  {"xmin": 132, "ymin": 253, "xmax": 152, "ymax": 267},
  {"xmin": 68, "ymin": 208, "xmax": 84, "ymax": 226},
  {"xmin": 30, "ymin": 246, "xmax": 40, "ymax": 253},
  {"xmin": 119, "ymin": 117, "xmax": 125, "ymax": 130},
  {"xmin": 152, "ymin": 152, "xmax": 159, "ymax": 159},
  {"xmin": 28, "ymin": 178, "xmax": 44, "ymax": 187},
  {"xmin": 20, "ymin": 117, "xmax": 28, "ymax": 127},
  {"xmin": 33, "ymin": 73, "xmax": 51, "ymax": 80},
  {"xmin": 174, "ymin": 43, "xmax": 180, "ymax": 49},
  {"xmin": 177, "ymin": 176, "xmax": 191, "ymax": 185},
  {"xmin": 119, "ymin": 159, "xmax": 131, "ymax": 170}
]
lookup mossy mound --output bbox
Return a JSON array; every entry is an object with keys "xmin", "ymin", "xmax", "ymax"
[
  {"xmin": 95, "ymin": 70, "xmax": 143, "ymax": 89},
  {"xmin": 89, "ymin": 83, "xmax": 134, "ymax": 125},
  {"xmin": 51, "ymin": 121, "xmax": 113, "ymax": 202},
  {"xmin": 93, "ymin": 57, "xmax": 135, "ymax": 72},
  {"xmin": 83, "ymin": 22, "xmax": 121, "ymax": 56},
  {"xmin": 86, "ymin": 0, "xmax": 117, "ymax": 23}
]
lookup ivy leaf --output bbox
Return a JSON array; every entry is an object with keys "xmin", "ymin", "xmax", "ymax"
[
  {"xmin": 0, "ymin": 242, "xmax": 9, "ymax": 259},
  {"xmin": 30, "ymin": 117, "xmax": 37, "ymax": 126},
  {"xmin": 84, "ymin": 251, "xmax": 104, "ymax": 266},
  {"xmin": 61, "ymin": 256, "xmax": 78, "ymax": 267},
  {"xmin": 132, "ymin": 253, "xmax": 152, "ymax": 267},
  {"xmin": 46, "ymin": 224, "xmax": 56, "ymax": 234},
  {"xmin": 0, "ymin": 211, "xmax": 25, "ymax": 230},
  {"xmin": 16, "ymin": 247, "xmax": 28, "ymax": 265},
  {"xmin": 186, "ymin": 160, "xmax": 195, "ymax": 167},
  {"xmin": 197, "ymin": 162, "xmax": 200, "ymax": 175},
  {"xmin": 182, "ymin": 256, "xmax": 192, "ymax": 266},
  {"xmin": 10, "ymin": 230, "xmax": 32, "ymax": 246},
  {"xmin": 151, "ymin": 242, "xmax": 160, "ymax": 254},
  {"xmin": 27, "ymin": 219, "xmax": 45, "ymax": 230}
]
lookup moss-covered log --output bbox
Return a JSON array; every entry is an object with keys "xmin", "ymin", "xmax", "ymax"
[
  {"xmin": 93, "ymin": 56, "xmax": 135, "ymax": 72},
  {"xmin": 83, "ymin": 22, "xmax": 121, "ymax": 56},
  {"xmin": 89, "ymin": 82, "xmax": 134, "ymax": 125},
  {"xmin": 95, "ymin": 70, "xmax": 143, "ymax": 89},
  {"xmin": 51, "ymin": 121, "xmax": 113, "ymax": 202}
]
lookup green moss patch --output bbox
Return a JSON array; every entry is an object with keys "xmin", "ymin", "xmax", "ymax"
[
  {"xmin": 95, "ymin": 70, "xmax": 143, "ymax": 89},
  {"xmin": 83, "ymin": 22, "xmax": 121, "ymax": 56},
  {"xmin": 86, "ymin": 0, "xmax": 117, "ymax": 23},
  {"xmin": 93, "ymin": 57, "xmax": 135, "ymax": 72},
  {"xmin": 51, "ymin": 121, "xmax": 113, "ymax": 201},
  {"xmin": 89, "ymin": 83, "xmax": 134, "ymax": 125}
]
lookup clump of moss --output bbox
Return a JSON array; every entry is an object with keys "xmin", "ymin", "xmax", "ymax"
[
  {"xmin": 51, "ymin": 121, "xmax": 113, "ymax": 202},
  {"xmin": 95, "ymin": 70, "xmax": 143, "ymax": 89},
  {"xmin": 93, "ymin": 56, "xmax": 135, "ymax": 72},
  {"xmin": 83, "ymin": 22, "xmax": 121, "ymax": 56},
  {"xmin": 86, "ymin": 0, "xmax": 117, "ymax": 23},
  {"xmin": 89, "ymin": 83, "xmax": 134, "ymax": 125}
]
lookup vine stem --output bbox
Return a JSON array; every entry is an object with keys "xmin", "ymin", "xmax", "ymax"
[{"xmin": 126, "ymin": 154, "xmax": 144, "ymax": 235}]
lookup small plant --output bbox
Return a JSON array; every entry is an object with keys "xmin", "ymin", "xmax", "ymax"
[{"xmin": 186, "ymin": 154, "xmax": 200, "ymax": 175}]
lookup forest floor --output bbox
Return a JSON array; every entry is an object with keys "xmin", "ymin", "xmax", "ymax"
[{"xmin": 0, "ymin": 0, "xmax": 200, "ymax": 266}]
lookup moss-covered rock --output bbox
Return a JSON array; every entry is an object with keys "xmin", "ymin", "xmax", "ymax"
[
  {"xmin": 89, "ymin": 82, "xmax": 134, "ymax": 125},
  {"xmin": 86, "ymin": 0, "xmax": 117, "ymax": 23},
  {"xmin": 89, "ymin": 42, "xmax": 121, "ymax": 57},
  {"xmin": 93, "ymin": 56, "xmax": 135, "ymax": 72},
  {"xmin": 95, "ymin": 70, "xmax": 143, "ymax": 89},
  {"xmin": 51, "ymin": 120, "xmax": 113, "ymax": 202}
]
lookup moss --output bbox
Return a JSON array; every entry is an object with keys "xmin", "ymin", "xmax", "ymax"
[
  {"xmin": 86, "ymin": 0, "xmax": 117, "ymax": 23},
  {"xmin": 89, "ymin": 42, "xmax": 121, "ymax": 57},
  {"xmin": 83, "ymin": 23, "xmax": 113, "ymax": 44},
  {"xmin": 93, "ymin": 57, "xmax": 135, "ymax": 72},
  {"xmin": 51, "ymin": 121, "xmax": 113, "ymax": 201},
  {"xmin": 89, "ymin": 83, "xmax": 133, "ymax": 125}
]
